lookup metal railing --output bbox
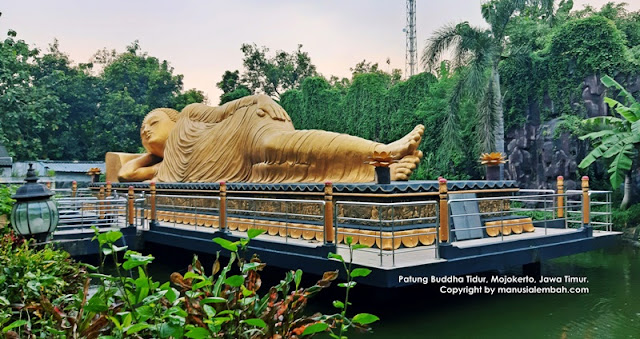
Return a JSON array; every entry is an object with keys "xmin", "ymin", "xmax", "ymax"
[
  {"xmin": 227, "ymin": 196, "xmax": 326, "ymax": 243},
  {"xmin": 148, "ymin": 194, "xmax": 327, "ymax": 243},
  {"xmin": 565, "ymin": 189, "xmax": 613, "ymax": 232},
  {"xmin": 152, "ymin": 194, "xmax": 221, "ymax": 231},
  {"xmin": 445, "ymin": 190, "xmax": 599, "ymax": 243},
  {"xmin": 335, "ymin": 200, "xmax": 439, "ymax": 266},
  {"xmin": 53, "ymin": 188, "xmax": 93, "ymax": 198},
  {"xmin": 54, "ymin": 197, "xmax": 128, "ymax": 232}
]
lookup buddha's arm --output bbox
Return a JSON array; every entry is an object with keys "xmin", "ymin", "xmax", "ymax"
[
  {"xmin": 182, "ymin": 95, "xmax": 291, "ymax": 124},
  {"xmin": 118, "ymin": 153, "xmax": 162, "ymax": 182}
]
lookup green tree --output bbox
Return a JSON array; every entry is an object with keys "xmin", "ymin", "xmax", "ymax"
[
  {"xmin": 216, "ymin": 70, "xmax": 251, "ymax": 105},
  {"xmin": 422, "ymin": 0, "xmax": 553, "ymax": 178},
  {"xmin": 88, "ymin": 41, "xmax": 186, "ymax": 159},
  {"xmin": 240, "ymin": 43, "xmax": 317, "ymax": 98},
  {"xmin": 172, "ymin": 88, "xmax": 206, "ymax": 111},
  {"xmin": 0, "ymin": 30, "xmax": 67, "ymax": 160},
  {"xmin": 579, "ymin": 75, "xmax": 640, "ymax": 209},
  {"xmin": 32, "ymin": 40, "xmax": 103, "ymax": 160}
]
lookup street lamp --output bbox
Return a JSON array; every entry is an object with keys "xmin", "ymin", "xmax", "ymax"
[{"xmin": 10, "ymin": 163, "xmax": 59, "ymax": 243}]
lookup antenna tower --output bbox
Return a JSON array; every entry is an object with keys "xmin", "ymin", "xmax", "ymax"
[{"xmin": 405, "ymin": 0, "xmax": 417, "ymax": 78}]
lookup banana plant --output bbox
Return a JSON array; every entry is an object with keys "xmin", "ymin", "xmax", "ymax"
[{"xmin": 579, "ymin": 75, "xmax": 640, "ymax": 209}]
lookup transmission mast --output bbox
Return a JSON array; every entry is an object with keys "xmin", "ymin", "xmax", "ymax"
[{"xmin": 405, "ymin": 0, "xmax": 417, "ymax": 78}]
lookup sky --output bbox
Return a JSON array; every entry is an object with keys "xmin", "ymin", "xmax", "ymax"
[{"xmin": 1, "ymin": 0, "xmax": 638, "ymax": 102}]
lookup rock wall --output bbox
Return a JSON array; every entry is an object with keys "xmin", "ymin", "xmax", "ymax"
[{"xmin": 505, "ymin": 74, "xmax": 639, "ymax": 189}]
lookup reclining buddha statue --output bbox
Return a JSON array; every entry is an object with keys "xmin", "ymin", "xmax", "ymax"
[{"xmin": 116, "ymin": 94, "xmax": 423, "ymax": 183}]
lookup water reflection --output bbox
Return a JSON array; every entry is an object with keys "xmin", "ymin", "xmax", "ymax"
[{"xmin": 142, "ymin": 241, "xmax": 640, "ymax": 338}]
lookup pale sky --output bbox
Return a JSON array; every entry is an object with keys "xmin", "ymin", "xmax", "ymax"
[{"xmin": 1, "ymin": 0, "xmax": 638, "ymax": 102}]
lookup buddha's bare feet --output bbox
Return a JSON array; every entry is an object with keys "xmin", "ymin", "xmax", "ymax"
[
  {"xmin": 376, "ymin": 124, "xmax": 424, "ymax": 159},
  {"xmin": 390, "ymin": 150, "xmax": 423, "ymax": 180}
]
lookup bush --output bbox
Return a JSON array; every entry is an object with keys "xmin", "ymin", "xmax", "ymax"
[
  {"xmin": 0, "ymin": 234, "xmax": 87, "ymax": 337},
  {"xmin": 612, "ymin": 204, "xmax": 640, "ymax": 230},
  {"xmin": 1, "ymin": 228, "xmax": 378, "ymax": 338}
]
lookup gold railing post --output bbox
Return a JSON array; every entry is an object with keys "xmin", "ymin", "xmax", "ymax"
[
  {"xmin": 106, "ymin": 181, "xmax": 112, "ymax": 197},
  {"xmin": 439, "ymin": 178, "xmax": 449, "ymax": 242},
  {"xmin": 150, "ymin": 181, "xmax": 157, "ymax": 227},
  {"xmin": 128, "ymin": 186, "xmax": 134, "ymax": 227},
  {"xmin": 219, "ymin": 181, "xmax": 227, "ymax": 231},
  {"xmin": 72, "ymin": 181, "xmax": 77, "ymax": 198},
  {"xmin": 99, "ymin": 185, "xmax": 105, "ymax": 219},
  {"xmin": 557, "ymin": 176, "xmax": 564, "ymax": 218},
  {"xmin": 582, "ymin": 176, "xmax": 590, "ymax": 226},
  {"xmin": 324, "ymin": 181, "xmax": 335, "ymax": 244}
]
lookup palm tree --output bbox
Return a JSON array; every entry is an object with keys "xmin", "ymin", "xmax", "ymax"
[{"xmin": 421, "ymin": 0, "xmax": 553, "ymax": 178}]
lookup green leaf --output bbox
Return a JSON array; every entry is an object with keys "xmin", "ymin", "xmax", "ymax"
[
  {"xmin": 165, "ymin": 287, "xmax": 180, "ymax": 304},
  {"xmin": 185, "ymin": 327, "xmax": 210, "ymax": 339},
  {"xmin": 203, "ymin": 304, "xmax": 216, "ymax": 318},
  {"xmin": 302, "ymin": 322, "xmax": 329, "ymax": 335},
  {"xmin": 122, "ymin": 312, "xmax": 133, "ymax": 328},
  {"xmin": 212, "ymin": 238, "xmax": 238, "ymax": 252},
  {"xmin": 333, "ymin": 300, "xmax": 345, "ymax": 309},
  {"xmin": 294, "ymin": 269, "xmax": 302, "ymax": 289},
  {"xmin": 242, "ymin": 318, "xmax": 267, "ymax": 328},
  {"xmin": 159, "ymin": 323, "xmax": 183, "ymax": 338},
  {"xmin": 225, "ymin": 275, "xmax": 245, "ymax": 287},
  {"xmin": 338, "ymin": 281, "xmax": 356, "ymax": 288},
  {"xmin": 122, "ymin": 255, "xmax": 153, "ymax": 270},
  {"xmin": 126, "ymin": 322, "xmax": 150, "ymax": 335},
  {"xmin": 346, "ymin": 236, "xmax": 353, "ymax": 245},
  {"xmin": 352, "ymin": 244, "xmax": 369, "ymax": 250},
  {"xmin": 98, "ymin": 230, "xmax": 123, "ymax": 245},
  {"xmin": 183, "ymin": 271, "xmax": 203, "ymax": 280},
  {"xmin": 601, "ymin": 75, "xmax": 637, "ymax": 105},
  {"xmin": 242, "ymin": 262, "xmax": 263, "ymax": 273},
  {"xmin": 352, "ymin": 313, "xmax": 380, "ymax": 325},
  {"xmin": 350, "ymin": 268, "xmax": 371, "ymax": 278},
  {"xmin": 193, "ymin": 279, "xmax": 213, "ymax": 289},
  {"xmin": 608, "ymin": 145, "xmax": 633, "ymax": 188},
  {"xmin": 247, "ymin": 228, "xmax": 266, "ymax": 239},
  {"xmin": 328, "ymin": 253, "xmax": 344, "ymax": 262},
  {"xmin": 201, "ymin": 297, "xmax": 227, "ymax": 304},
  {"xmin": 2, "ymin": 320, "xmax": 28, "ymax": 333}
]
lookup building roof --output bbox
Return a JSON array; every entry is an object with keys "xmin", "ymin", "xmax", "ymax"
[
  {"xmin": 0, "ymin": 157, "xmax": 12, "ymax": 167},
  {"xmin": 40, "ymin": 161, "xmax": 105, "ymax": 173}
]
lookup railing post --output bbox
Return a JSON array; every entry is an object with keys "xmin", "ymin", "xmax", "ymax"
[
  {"xmin": 582, "ymin": 176, "xmax": 592, "ymax": 236},
  {"xmin": 324, "ymin": 181, "xmax": 335, "ymax": 244},
  {"xmin": 439, "ymin": 178, "xmax": 449, "ymax": 243},
  {"xmin": 219, "ymin": 181, "xmax": 228, "ymax": 232},
  {"xmin": 106, "ymin": 181, "xmax": 112, "ymax": 198},
  {"xmin": 72, "ymin": 181, "xmax": 77, "ymax": 198},
  {"xmin": 128, "ymin": 186, "xmax": 134, "ymax": 227},
  {"xmin": 99, "ymin": 185, "xmax": 105, "ymax": 219},
  {"xmin": 150, "ymin": 181, "xmax": 158, "ymax": 227},
  {"xmin": 557, "ymin": 176, "xmax": 564, "ymax": 218},
  {"xmin": 46, "ymin": 182, "xmax": 51, "ymax": 189}
]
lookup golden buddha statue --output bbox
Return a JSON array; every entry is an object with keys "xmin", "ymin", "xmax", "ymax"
[{"xmin": 117, "ymin": 94, "xmax": 423, "ymax": 183}]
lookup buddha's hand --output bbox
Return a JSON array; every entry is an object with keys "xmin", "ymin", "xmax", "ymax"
[{"xmin": 255, "ymin": 94, "xmax": 290, "ymax": 122}]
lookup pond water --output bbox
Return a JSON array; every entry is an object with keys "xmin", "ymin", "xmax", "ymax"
[{"xmin": 143, "ymin": 240, "xmax": 640, "ymax": 339}]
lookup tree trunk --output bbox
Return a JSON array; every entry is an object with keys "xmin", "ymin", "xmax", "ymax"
[
  {"xmin": 620, "ymin": 173, "xmax": 631, "ymax": 210},
  {"xmin": 491, "ymin": 64, "xmax": 505, "ymax": 179}
]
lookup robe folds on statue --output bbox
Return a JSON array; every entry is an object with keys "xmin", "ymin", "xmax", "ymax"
[{"xmin": 156, "ymin": 95, "xmax": 381, "ymax": 183}]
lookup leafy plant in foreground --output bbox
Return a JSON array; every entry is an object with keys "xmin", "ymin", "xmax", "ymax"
[{"xmin": 579, "ymin": 75, "xmax": 640, "ymax": 209}]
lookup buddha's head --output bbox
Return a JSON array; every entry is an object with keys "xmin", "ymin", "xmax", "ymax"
[{"xmin": 141, "ymin": 108, "xmax": 179, "ymax": 157}]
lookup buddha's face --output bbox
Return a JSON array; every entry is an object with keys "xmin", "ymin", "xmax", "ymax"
[{"xmin": 141, "ymin": 110, "xmax": 175, "ymax": 157}]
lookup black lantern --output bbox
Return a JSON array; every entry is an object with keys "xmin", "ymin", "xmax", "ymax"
[{"xmin": 10, "ymin": 163, "xmax": 59, "ymax": 243}]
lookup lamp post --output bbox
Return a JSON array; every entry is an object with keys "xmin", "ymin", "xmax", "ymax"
[{"xmin": 10, "ymin": 163, "xmax": 59, "ymax": 243}]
